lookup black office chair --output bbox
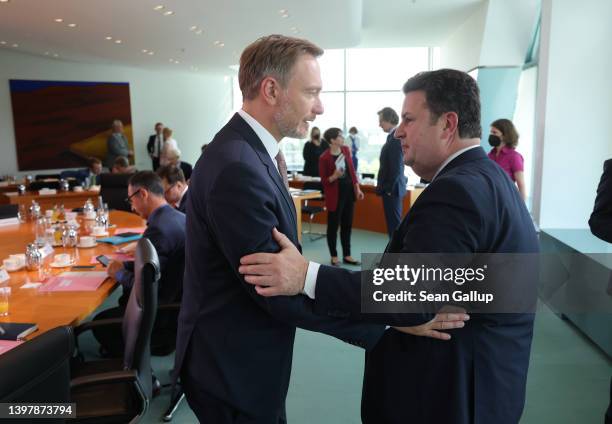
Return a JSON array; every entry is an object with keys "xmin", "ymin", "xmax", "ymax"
[
  {"xmin": 361, "ymin": 173, "xmax": 375, "ymax": 179},
  {"xmin": 0, "ymin": 326, "xmax": 74, "ymax": 415},
  {"xmin": 70, "ymin": 237, "xmax": 160, "ymax": 423},
  {"xmin": 35, "ymin": 173, "xmax": 61, "ymax": 180},
  {"xmin": 99, "ymin": 173, "xmax": 131, "ymax": 212},
  {"xmin": 301, "ymin": 181, "xmax": 326, "ymax": 241},
  {"xmin": 0, "ymin": 204, "xmax": 19, "ymax": 219}
]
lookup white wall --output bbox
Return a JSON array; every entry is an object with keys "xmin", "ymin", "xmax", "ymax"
[
  {"xmin": 440, "ymin": 1, "xmax": 488, "ymax": 71},
  {"xmin": 479, "ymin": 0, "xmax": 540, "ymax": 67},
  {"xmin": 0, "ymin": 49, "xmax": 232, "ymax": 175},
  {"xmin": 534, "ymin": 0, "xmax": 612, "ymax": 228}
]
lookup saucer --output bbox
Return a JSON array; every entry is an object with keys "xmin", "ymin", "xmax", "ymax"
[
  {"xmin": 50, "ymin": 261, "xmax": 72, "ymax": 268},
  {"xmin": 5, "ymin": 264, "xmax": 24, "ymax": 272},
  {"xmin": 77, "ymin": 242, "xmax": 97, "ymax": 249},
  {"xmin": 92, "ymin": 231, "xmax": 109, "ymax": 237}
]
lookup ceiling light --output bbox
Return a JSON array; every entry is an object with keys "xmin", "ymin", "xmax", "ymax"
[
  {"xmin": 189, "ymin": 26, "xmax": 197, "ymax": 31},
  {"xmin": 54, "ymin": 18, "xmax": 64, "ymax": 23},
  {"xmin": 195, "ymin": 29, "xmax": 203, "ymax": 35},
  {"xmin": 153, "ymin": 5, "xmax": 164, "ymax": 11},
  {"xmin": 169, "ymin": 59, "xmax": 174, "ymax": 62},
  {"xmin": 44, "ymin": 51, "xmax": 50, "ymax": 55},
  {"xmin": 105, "ymin": 36, "xmax": 112, "ymax": 40},
  {"xmin": 0, "ymin": 0, "xmax": 11, "ymax": 3},
  {"xmin": 11, "ymin": 43, "xmax": 18, "ymax": 48},
  {"xmin": 114, "ymin": 39, "xmax": 122, "ymax": 44},
  {"xmin": 279, "ymin": 9, "xmax": 290, "ymax": 18},
  {"xmin": 163, "ymin": 10, "xmax": 174, "ymax": 16},
  {"xmin": 67, "ymin": 23, "xmax": 77, "ymax": 28},
  {"xmin": 142, "ymin": 49, "xmax": 148, "ymax": 53},
  {"xmin": 0, "ymin": 41, "xmax": 6, "ymax": 45},
  {"xmin": 53, "ymin": 53, "xmax": 59, "ymax": 57},
  {"xmin": 147, "ymin": 51, "xmax": 154, "ymax": 55},
  {"xmin": 174, "ymin": 60, "xmax": 180, "ymax": 64}
]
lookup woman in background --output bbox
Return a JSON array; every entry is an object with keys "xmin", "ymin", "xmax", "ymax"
[
  {"xmin": 319, "ymin": 127, "xmax": 364, "ymax": 266},
  {"xmin": 160, "ymin": 127, "xmax": 179, "ymax": 167},
  {"xmin": 488, "ymin": 118, "xmax": 527, "ymax": 200},
  {"xmin": 302, "ymin": 126, "xmax": 325, "ymax": 176}
]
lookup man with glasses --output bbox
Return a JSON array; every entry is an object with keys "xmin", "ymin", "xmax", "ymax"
[
  {"xmin": 92, "ymin": 171, "xmax": 186, "ymax": 357},
  {"xmin": 157, "ymin": 165, "xmax": 189, "ymax": 213}
]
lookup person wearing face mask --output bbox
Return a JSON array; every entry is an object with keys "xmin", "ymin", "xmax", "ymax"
[
  {"xmin": 488, "ymin": 119, "xmax": 527, "ymax": 200},
  {"xmin": 319, "ymin": 127, "xmax": 364, "ymax": 266},
  {"xmin": 302, "ymin": 126, "xmax": 326, "ymax": 176}
]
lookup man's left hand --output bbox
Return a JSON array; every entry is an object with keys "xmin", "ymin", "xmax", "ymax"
[{"xmin": 239, "ymin": 228, "xmax": 308, "ymax": 296}]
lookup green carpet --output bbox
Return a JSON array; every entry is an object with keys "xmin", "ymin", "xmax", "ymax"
[{"xmin": 84, "ymin": 225, "xmax": 610, "ymax": 423}]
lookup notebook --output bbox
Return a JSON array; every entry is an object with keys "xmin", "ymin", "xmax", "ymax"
[
  {"xmin": 0, "ymin": 322, "xmax": 38, "ymax": 340},
  {"xmin": 97, "ymin": 234, "xmax": 142, "ymax": 245}
]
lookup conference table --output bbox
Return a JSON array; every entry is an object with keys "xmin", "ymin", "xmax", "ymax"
[
  {"xmin": 0, "ymin": 210, "xmax": 145, "ymax": 340},
  {"xmin": 290, "ymin": 188, "xmax": 322, "ymax": 241}
]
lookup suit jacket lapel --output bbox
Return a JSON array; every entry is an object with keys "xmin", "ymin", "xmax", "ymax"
[{"xmin": 227, "ymin": 114, "xmax": 298, "ymax": 229}]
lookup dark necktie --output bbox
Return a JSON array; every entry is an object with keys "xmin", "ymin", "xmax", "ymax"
[{"xmin": 275, "ymin": 151, "xmax": 289, "ymax": 190}]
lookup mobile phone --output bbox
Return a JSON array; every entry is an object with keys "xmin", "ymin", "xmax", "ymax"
[
  {"xmin": 96, "ymin": 255, "xmax": 110, "ymax": 267},
  {"xmin": 115, "ymin": 232, "xmax": 140, "ymax": 238}
]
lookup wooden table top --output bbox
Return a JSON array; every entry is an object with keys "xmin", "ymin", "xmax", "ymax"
[{"xmin": 0, "ymin": 210, "xmax": 145, "ymax": 340}]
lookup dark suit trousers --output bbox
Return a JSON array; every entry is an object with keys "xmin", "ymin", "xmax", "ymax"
[
  {"xmin": 152, "ymin": 157, "xmax": 160, "ymax": 171},
  {"xmin": 182, "ymin": 360, "xmax": 287, "ymax": 424},
  {"xmin": 326, "ymin": 183, "xmax": 355, "ymax": 257},
  {"xmin": 382, "ymin": 194, "xmax": 402, "ymax": 239}
]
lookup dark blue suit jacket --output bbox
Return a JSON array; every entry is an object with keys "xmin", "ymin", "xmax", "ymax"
[
  {"xmin": 376, "ymin": 130, "xmax": 407, "ymax": 198},
  {"xmin": 174, "ymin": 113, "xmax": 384, "ymax": 419},
  {"xmin": 314, "ymin": 147, "xmax": 539, "ymax": 423},
  {"xmin": 117, "ymin": 204, "xmax": 185, "ymax": 332}
]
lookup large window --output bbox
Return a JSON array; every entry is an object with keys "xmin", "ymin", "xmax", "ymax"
[
  {"xmin": 230, "ymin": 47, "xmax": 438, "ymax": 180},
  {"xmin": 279, "ymin": 47, "xmax": 438, "ymax": 179}
]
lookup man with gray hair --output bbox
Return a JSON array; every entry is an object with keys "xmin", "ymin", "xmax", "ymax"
[{"xmin": 105, "ymin": 119, "xmax": 133, "ymax": 168}]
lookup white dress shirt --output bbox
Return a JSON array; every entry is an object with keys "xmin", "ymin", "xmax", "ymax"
[
  {"xmin": 160, "ymin": 138, "xmax": 179, "ymax": 166},
  {"xmin": 237, "ymin": 109, "xmax": 282, "ymax": 177},
  {"xmin": 303, "ymin": 144, "xmax": 481, "ymax": 299}
]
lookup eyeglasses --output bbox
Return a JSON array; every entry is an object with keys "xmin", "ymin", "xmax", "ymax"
[{"xmin": 124, "ymin": 189, "xmax": 141, "ymax": 205}]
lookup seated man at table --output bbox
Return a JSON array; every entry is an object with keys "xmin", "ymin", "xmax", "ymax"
[
  {"xmin": 92, "ymin": 171, "xmax": 186, "ymax": 356},
  {"xmin": 110, "ymin": 156, "xmax": 135, "ymax": 174},
  {"xmin": 157, "ymin": 165, "xmax": 189, "ymax": 213},
  {"xmin": 60, "ymin": 157, "xmax": 103, "ymax": 186}
]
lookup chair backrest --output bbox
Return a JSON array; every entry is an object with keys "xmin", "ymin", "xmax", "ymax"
[
  {"xmin": 0, "ymin": 204, "xmax": 18, "ymax": 219},
  {"xmin": 28, "ymin": 180, "xmax": 60, "ymax": 191},
  {"xmin": 35, "ymin": 173, "xmax": 61, "ymax": 180},
  {"xmin": 0, "ymin": 326, "xmax": 74, "ymax": 403},
  {"xmin": 99, "ymin": 172, "xmax": 131, "ymax": 211},
  {"xmin": 122, "ymin": 237, "xmax": 160, "ymax": 399},
  {"xmin": 303, "ymin": 181, "xmax": 324, "ymax": 193},
  {"xmin": 361, "ymin": 173, "xmax": 375, "ymax": 179}
]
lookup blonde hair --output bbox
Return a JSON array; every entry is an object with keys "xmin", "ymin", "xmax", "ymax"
[{"xmin": 239, "ymin": 34, "xmax": 323, "ymax": 101}]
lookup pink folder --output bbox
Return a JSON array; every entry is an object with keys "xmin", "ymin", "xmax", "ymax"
[
  {"xmin": 38, "ymin": 271, "xmax": 108, "ymax": 292},
  {"xmin": 114, "ymin": 227, "xmax": 146, "ymax": 235},
  {"xmin": 0, "ymin": 340, "xmax": 23, "ymax": 355}
]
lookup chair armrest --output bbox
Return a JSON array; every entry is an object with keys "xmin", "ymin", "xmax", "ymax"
[
  {"xmin": 74, "ymin": 318, "xmax": 123, "ymax": 336},
  {"xmin": 70, "ymin": 369, "xmax": 137, "ymax": 390}
]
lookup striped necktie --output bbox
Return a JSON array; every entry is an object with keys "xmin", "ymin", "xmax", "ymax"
[{"xmin": 275, "ymin": 151, "xmax": 289, "ymax": 190}]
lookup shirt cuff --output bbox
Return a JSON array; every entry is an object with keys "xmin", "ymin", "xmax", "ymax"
[{"xmin": 302, "ymin": 261, "xmax": 320, "ymax": 299}]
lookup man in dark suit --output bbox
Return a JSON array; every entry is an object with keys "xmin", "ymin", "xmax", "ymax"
[
  {"xmin": 173, "ymin": 35, "xmax": 390, "ymax": 424},
  {"xmin": 157, "ymin": 165, "xmax": 188, "ymax": 213},
  {"xmin": 240, "ymin": 69, "xmax": 539, "ymax": 423},
  {"xmin": 588, "ymin": 159, "xmax": 612, "ymax": 423},
  {"xmin": 376, "ymin": 107, "xmax": 407, "ymax": 238},
  {"xmin": 146, "ymin": 122, "xmax": 164, "ymax": 171},
  {"xmin": 93, "ymin": 171, "xmax": 185, "ymax": 357}
]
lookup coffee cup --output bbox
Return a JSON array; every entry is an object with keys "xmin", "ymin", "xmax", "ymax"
[
  {"xmin": 9, "ymin": 254, "xmax": 26, "ymax": 267},
  {"xmin": 79, "ymin": 236, "xmax": 96, "ymax": 247},
  {"xmin": 45, "ymin": 209, "xmax": 53, "ymax": 218},
  {"xmin": 91, "ymin": 226, "xmax": 106, "ymax": 236},
  {"xmin": 3, "ymin": 258, "xmax": 20, "ymax": 271},
  {"xmin": 54, "ymin": 253, "xmax": 71, "ymax": 266}
]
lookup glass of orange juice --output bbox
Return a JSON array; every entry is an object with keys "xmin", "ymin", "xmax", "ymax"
[{"xmin": 0, "ymin": 286, "xmax": 10, "ymax": 317}]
